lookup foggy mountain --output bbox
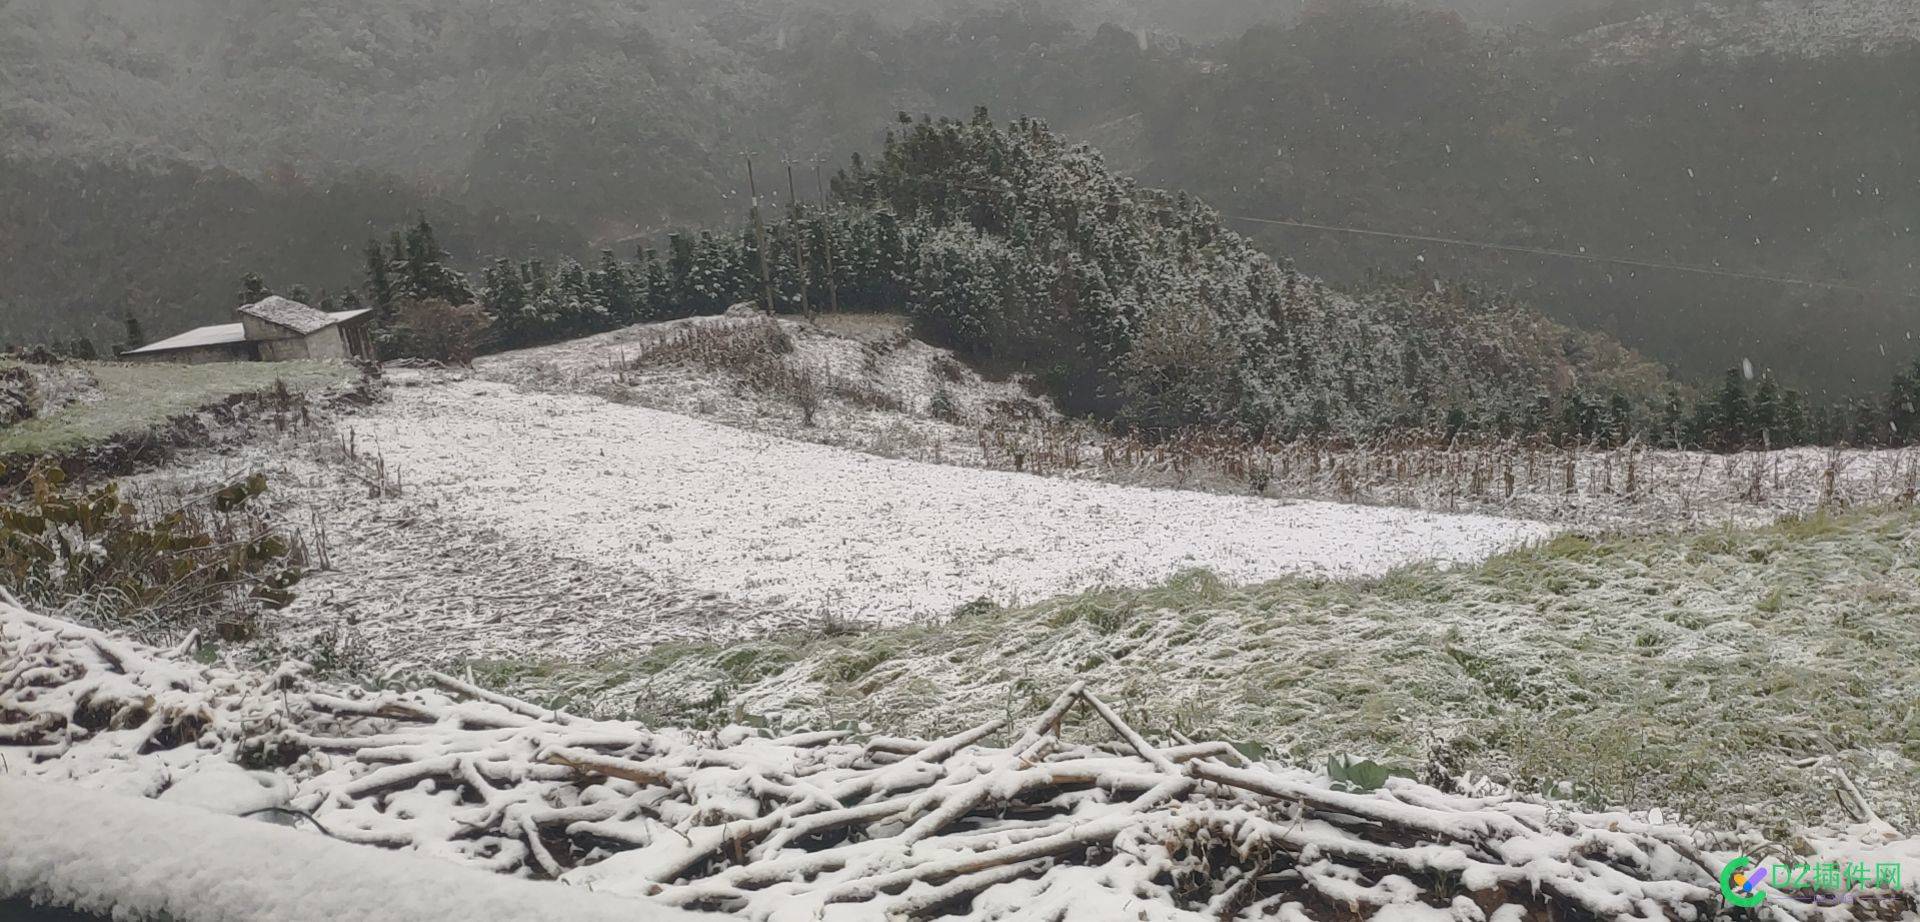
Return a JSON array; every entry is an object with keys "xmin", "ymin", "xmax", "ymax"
[{"xmin": 2, "ymin": 0, "xmax": 1914, "ymax": 394}]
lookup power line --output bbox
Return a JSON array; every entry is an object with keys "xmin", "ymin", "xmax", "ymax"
[{"xmin": 1224, "ymin": 214, "xmax": 1918, "ymax": 300}]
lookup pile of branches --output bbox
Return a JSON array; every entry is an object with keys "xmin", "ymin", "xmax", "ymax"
[{"xmin": 3, "ymin": 602, "xmax": 1913, "ymax": 922}]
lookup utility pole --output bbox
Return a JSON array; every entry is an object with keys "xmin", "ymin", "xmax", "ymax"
[
  {"xmin": 811, "ymin": 156, "xmax": 841, "ymax": 315},
  {"xmin": 782, "ymin": 156, "xmax": 810, "ymax": 319},
  {"xmin": 743, "ymin": 152, "xmax": 774, "ymax": 314}
]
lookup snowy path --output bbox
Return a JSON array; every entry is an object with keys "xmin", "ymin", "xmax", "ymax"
[{"xmin": 348, "ymin": 378, "xmax": 1554, "ymax": 628}]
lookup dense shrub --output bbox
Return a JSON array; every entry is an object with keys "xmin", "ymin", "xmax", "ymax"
[
  {"xmin": 0, "ymin": 466, "xmax": 303, "ymax": 639},
  {"xmin": 382, "ymin": 298, "xmax": 491, "ymax": 365}
]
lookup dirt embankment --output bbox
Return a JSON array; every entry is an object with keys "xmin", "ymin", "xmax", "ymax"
[{"xmin": 0, "ymin": 370, "xmax": 377, "ymax": 488}]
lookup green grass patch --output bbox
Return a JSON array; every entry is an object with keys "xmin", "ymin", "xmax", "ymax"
[
  {"xmin": 0, "ymin": 360, "xmax": 353, "ymax": 457},
  {"xmin": 479, "ymin": 507, "xmax": 1920, "ymax": 830}
]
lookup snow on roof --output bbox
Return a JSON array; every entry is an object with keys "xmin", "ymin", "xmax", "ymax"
[
  {"xmin": 120, "ymin": 322, "xmax": 248, "ymax": 355},
  {"xmin": 0, "ymin": 776, "xmax": 709, "ymax": 922},
  {"xmin": 239, "ymin": 296, "xmax": 338, "ymax": 335},
  {"xmin": 328, "ymin": 308, "xmax": 373, "ymax": 324}
]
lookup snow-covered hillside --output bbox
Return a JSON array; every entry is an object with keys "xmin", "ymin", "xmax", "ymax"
[
  {"xmin": 476, "ymin": 312, "xmax": 1065, "ymax": 468},
  {"xmin": 1577, "ymin": 0, "xmax": 1920, "ymax": 61},
  {"xmin": 344, "ymin": 375, "xmax": 1549, "ymax": 630},
  {"xmin": 86, "ymin": 313, "xmax": 1558, "ymax": 673}
]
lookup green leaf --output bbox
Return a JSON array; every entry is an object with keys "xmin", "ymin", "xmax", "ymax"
[{"xmin": 1328, "ymin": 754, "xmax": 1394, "ymax": 792}]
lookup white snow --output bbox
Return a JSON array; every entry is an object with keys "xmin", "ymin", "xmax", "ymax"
[
  {"xmin": 348, "ymin": 377, "xmax": 1553, "ymax": 626},
  {"xmin": 0, "ymin": 776, "xmax": 708, "ymax": 922}
]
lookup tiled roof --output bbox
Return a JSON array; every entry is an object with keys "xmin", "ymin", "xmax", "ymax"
[{"xmin": 239, "ymin": 296, "xmax": 338, "ymax": 335}]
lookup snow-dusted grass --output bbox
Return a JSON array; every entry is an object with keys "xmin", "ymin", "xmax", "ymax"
[
  {"xmin": 345, "ymin": 377, "xmax": 1551, "ymax": 628},
  {"xmin": 476, "ymin": 507, "xmax": 1920, "ymax": 833},
  {"xmin": 0, "ymin": 360, "xmax": 351, "ymax": 457},
  {"xmin": 6, "ymin": 605, "xmax": 1914, "ymax": 922}
]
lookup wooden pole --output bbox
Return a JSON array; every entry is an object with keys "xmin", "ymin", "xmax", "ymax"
[
  {"xmin": 811, "ymin": 156, "xmax": 841, "ymax": 315},
  {"xmin": 783, "ymin": 157, "xmax": 810, "ymax": 319},
  {"xmin": 744, "ymin": 152, "xmax": 774, "ymax": 314}
]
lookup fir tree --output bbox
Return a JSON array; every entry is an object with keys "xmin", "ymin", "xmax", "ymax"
[
  {"xmin": 1750, "ymin": 374, "xmax": 1782, "ymax": 448},
  {"xmin": 638, "ymin": 248, "xmax": 670, "ymax": 320},
  {"xmin": 397, "ymin": 217, "xmax": 474, "ymax": 306},
  {"xmin": 1605, "ymin": 392, "xmax": 1634, "ymax": 446},
  {"xmin": 237, "ymin": 273, "xmax": 272, "ymax": 306},
  {"xmin": 593, "ymin": 250, "xmax": 637, "ymax": 322},
  {"xmin": 1886, "ymin": 358, "xmax": 1920, "ymax": 446},
  {"xmin": 1658, "ymin": 388, "xmax": 1686, "ymax": 448},
  {"xmin": 122, "ymin": 312, "xmax": 147, "ymax": 351},
  {"xmin": 1704, "ymin": 368, "xmax": 1751, "ymax": 451},
  {"xmin": 481, "ymin": 258, "xmax": 530, "ymax": 347},
  {"xmin": 364, "ymin": 238, "xmax": 395, "ymax": 317}
]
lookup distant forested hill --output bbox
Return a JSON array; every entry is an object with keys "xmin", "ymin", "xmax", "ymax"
[
  {"xmin": 1, "ymin": 0, "xmax": 1914, "ymax": 395},
  {"xmin": 839, "ymin": 114, "xmax": 1672, "ymax": 436},
  {"xmin": 1130, "ymin": 1, "xmax": 1920, "ymax": 398},
  {"xmin": 453, "ymin": 113, "xmax": 1670, "ymax": 440}
]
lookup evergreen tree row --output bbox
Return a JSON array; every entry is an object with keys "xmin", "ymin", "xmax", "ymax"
[{"xmin": 241, "ymin": 115, "xmax": 1920, "ymax": 453}]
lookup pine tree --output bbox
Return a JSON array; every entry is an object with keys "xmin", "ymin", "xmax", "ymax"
[
  {"xmin": 398, "ymin": 217, "xmax": 474, "ymax": 306},
  {"xmin": 1750, "ymin": 374, "xmax": 1782, "ymax": 449},
  {"xmin": 1658, "ymin": 388, "xmax": 1686, "ymax": 448},
  {"xmin": 481, "ymin": 258, "xmax": 530, "ymax": 347},
  {"xmin": 1708, "ymin": 367, "xmax": 1751, "ymax": 451},
  {"xmin": 237, "ymin": 273, "xmax": 272, "ymax": 306},
  {"xmin": 1779, "ymin": 388, "xmax": 1810, "ymax": 446},
  {"xmin": 1886, "ymin": 358, "xmax": 1920, "ymax": 446},
  {"xmin": 122, "ymin": 312, "xmax": 146, "ymax": 351},
  {"xmin": 1605, "ymin": 392, "xmax": 1634, "ymax": 446},
  {"xmin": 638, "ymin": 248, "xmax": 669, "ymax": 320},
  {"xmin": 554, "ymin": 258, "xmax": 604, "ymax": 335},
  {"xmin": 666, "ymin": 233, "xmax": 695, "ymax": 316},
  {"xmin": 1848, "ymin": 397, "xmax": 1884, "ymax": 446},
  {"xmin": 593, "ymin": 250, "xmax": 637, "ymax": 322},
  {"xmin": 364, "ymin": 239, "xmax": 395, "ymax": 317}
]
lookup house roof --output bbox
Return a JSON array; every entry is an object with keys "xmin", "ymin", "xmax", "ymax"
[
  {"xmin": 239, "ymin": 296, "xmax": 339, "ymax": 334},
  {"xmin": 121, "ymin": 323, "xmax": 248, "ymax": 355},
  {"xmin": 122, "ymin": 306, "xmax": 376, "ymax": 356}
]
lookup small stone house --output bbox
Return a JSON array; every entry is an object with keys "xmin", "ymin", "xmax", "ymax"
[{"xmin": 121, "ymin": 297, "xmax": 375, "ymax": 364}]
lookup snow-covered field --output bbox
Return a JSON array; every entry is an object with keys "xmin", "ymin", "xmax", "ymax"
[
  {"xmin": 342, "ymin": 375, "xmax": 1549, "ymax": 631},
  {"xmin": 122, "ymin": 314, "xmax": 1920, "ymax": 672},
  {"xmin": 465, "ymin": 315, "xmax": 1920, "ymax": 533}
]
